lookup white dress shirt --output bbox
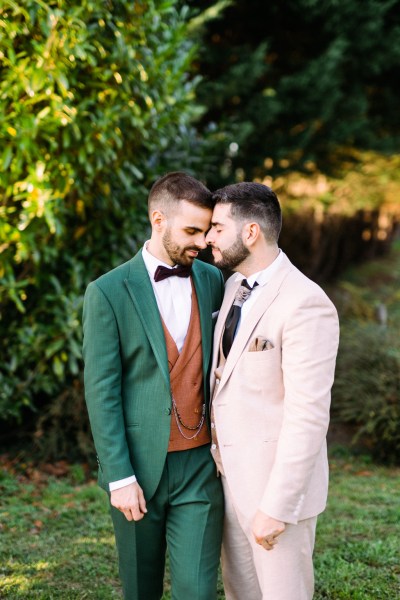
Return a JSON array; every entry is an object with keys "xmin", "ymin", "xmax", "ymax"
[
  {"xmin": 109, "ymin": 242, "xmax": 193, "ymax": 492},
  {"xmin": 233, "ymin": 249, "xmax": 283, "ymax": 336},
  {"xmin": 141, "ymin": 241, "xmax": 192, "ymax": 352}
]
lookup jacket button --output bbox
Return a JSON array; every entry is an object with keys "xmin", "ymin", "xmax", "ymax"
[{"xmin": 165, "ymin": 407, "xmax": 171, "ymax": 415}]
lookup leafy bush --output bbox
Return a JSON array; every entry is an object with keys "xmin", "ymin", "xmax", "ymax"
[
  {"xmin": 0, "ymin": 0, "xmax": 206, "ymax": 433},
  {"xmin": 332, "ymin": 321, "xmax": 400, "ymax": 463}
]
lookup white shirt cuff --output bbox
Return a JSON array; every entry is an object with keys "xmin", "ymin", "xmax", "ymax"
[{"xmin": 109, "ymin": 475, "xmax": 137, "ymax": 491}]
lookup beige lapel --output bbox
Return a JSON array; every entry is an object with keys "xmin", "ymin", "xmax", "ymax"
[{"xmin": 214, "ymin": 254, "xmax": 294, "ymax": 396}]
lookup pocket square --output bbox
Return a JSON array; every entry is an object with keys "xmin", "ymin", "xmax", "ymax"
[{"xmin": 248, "ymin": 336, "xmax": 274, "ymax": 352}]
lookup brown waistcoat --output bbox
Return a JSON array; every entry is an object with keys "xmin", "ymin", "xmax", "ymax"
[{"xmin": 161, "ymin": 283, "xmax": 211, "ymax": 452}]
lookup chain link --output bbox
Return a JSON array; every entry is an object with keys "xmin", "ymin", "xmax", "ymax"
[{"xmin": 171, "ymin": 398, "xmax": 205, "ymax": 440}]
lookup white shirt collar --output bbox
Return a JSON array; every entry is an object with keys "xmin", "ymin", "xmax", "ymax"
[{"xmin": 235, "ymin": 249, "xmax": 283, "ymax": 288}]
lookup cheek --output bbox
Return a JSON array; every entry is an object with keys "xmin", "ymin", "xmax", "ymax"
[
  {"xmin": 217, "ymin": 234, "xmax": 231, "ymax": 250},
  {"xmin": 173, "ymin": 233, "xmax": 189, "ymax": 247},
  {"xmin": 209, "ymin": 233, "xmax": 220, "ymax": 248},
  {"xmin": 181, "ymin": 236, "xmax": 198, "ymax": 249}
]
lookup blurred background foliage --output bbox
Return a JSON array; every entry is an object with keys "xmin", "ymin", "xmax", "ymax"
[
  {"xmin": 189, "ymin": 0, "xmax": 400, "ymax": 183},
  {"xmin": 0, "ymin": 0, "xmax": 399, "ymax": 462},
  {"xmin": 329, "ymin": 240, "xmax": 400, "ymax": 463}
]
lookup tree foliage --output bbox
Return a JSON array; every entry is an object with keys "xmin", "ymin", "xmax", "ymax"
[
  {"xmin": 0, "ymin": 0, "xmax": 205, "ymax": 424},
  {"xmin": 190, "ymin": 0, "xmax": 400, "ymax": 184}
]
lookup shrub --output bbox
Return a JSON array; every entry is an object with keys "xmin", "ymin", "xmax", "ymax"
[
  {"xmin": 0, "ymin": 0, "xmax": 206, "ymax": 435},
  {"xmin": 331, "ymin": 321, "xmax": 400, "ymax": 463}
]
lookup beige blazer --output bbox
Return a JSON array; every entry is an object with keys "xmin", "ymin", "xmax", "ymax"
[{"xmin": 211, "ymin": 253, "xmax": 339, "ymax": 525}]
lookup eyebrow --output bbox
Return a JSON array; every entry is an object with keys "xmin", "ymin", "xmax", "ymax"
[{"xmin": 210, "ymin": 221, "xmax": 224, "ymax": 227}]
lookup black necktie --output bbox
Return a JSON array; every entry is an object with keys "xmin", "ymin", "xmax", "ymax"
[
  {"xmin": 154, "ymin": 264, "xmax": 192, "ymax": 282},
  {"xmin": 222, "ymin": 279, "xmax": 258, "ymax": 357}
]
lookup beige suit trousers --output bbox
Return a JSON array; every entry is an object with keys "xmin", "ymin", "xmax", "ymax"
[{"xmin": 221, "ymin": 475, "xmax": 317, "ymax": 600}]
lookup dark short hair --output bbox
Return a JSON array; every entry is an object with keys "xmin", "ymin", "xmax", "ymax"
[
  {"xmin": 212, "ymin": 182, "xmax": 282, "ymax": 243},
  {"xmin": 148, "ymin": 171, "xmax": 213, "ymax": 215}
]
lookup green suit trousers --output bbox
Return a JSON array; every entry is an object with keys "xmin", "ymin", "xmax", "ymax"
[{"xmin": 110, "ymin": 444, "xmax": 224, "ymax": 600}]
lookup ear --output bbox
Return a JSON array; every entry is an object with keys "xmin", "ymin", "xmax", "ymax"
[
  {"xmin": 150, "ymin": 209, "xmax": 166, "ymax": 231},
  {"xmin": 242, "ymin": 222, "xmax": 260, "ymax": 247}
]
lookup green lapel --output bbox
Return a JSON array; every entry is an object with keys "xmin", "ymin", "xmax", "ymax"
[
  {"xmin": 191, "ymin": 261, "xmax": 212, "ymax": 377},
  {"xmin": 124, "ymin": 250, "xmax": 170, "ymax": 387}
]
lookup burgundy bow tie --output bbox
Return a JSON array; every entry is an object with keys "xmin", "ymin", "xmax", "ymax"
[{"xmin": 154, "ymin": 264, "xmax": 192, "ymax": 282}]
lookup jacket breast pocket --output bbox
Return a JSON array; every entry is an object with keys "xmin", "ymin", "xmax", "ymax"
[{"xmin": 241, "ymin": 347, "xmax": 282, "ymax": 391}]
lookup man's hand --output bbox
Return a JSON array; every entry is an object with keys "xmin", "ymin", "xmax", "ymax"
[
  {"xmin": 252, "ymin": 509, "xmax": 285, "ymax": 551},
  {"xmin": 110, "ymin": 482, "xmax": 147, "ymax": 522}
]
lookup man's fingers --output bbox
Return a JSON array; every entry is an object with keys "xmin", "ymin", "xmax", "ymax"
[
  {"xmin": 259, "ymin": 536, "xmax": 278, "ymax": 551},
  {"xmin": 265, "ymin": 536, "xmax": 278, "ymax": 545},
  {"xmin": 256, "ymin": 535, "xmax": 275, "ymax": 550},
  {"xmin": 111, "ymin": 499, "xmax": 143, "ymax": 521},
  {"xmin": 256, "ymin": 529, "xmax": 283, "ymax": 542},
  {"xmin": 255, "ymin": 531, "xmax": 280, "ymax": 551},
  {"xmin": 110, "ymin": 482, "xmax": 147, "ymax": 521},
  {"xmin": 138, "ymin": 488, "xmax": 148, "ymax": 514},
  {"xmin": 119, "ymin": 505, "xmax": 145, "ymax": 521},
  {"xmin": 130, "ymin": 504, "xmax": 145, "ymax": 521},
  {"xmin": 261, "ymin": 540, "xmax": 274, "ymax": 551}
]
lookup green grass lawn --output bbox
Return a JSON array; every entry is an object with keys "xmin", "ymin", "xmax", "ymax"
[{"xmin": 1, "ymin": 449, "xmax": 399, "ymax": 599}]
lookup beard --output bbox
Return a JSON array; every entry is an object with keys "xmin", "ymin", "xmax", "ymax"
[
  {"xmin": 213, "ymin": 236, "xmax": 250, "ymax": 271},
  {"xmin": 162, "ymin": 227, "xmax": 200, "ymax": 267}
]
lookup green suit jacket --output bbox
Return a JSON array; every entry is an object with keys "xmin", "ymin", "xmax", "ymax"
[{"xmin": 82, "ymin": 249, "xmax": 224, "ymax": 500}]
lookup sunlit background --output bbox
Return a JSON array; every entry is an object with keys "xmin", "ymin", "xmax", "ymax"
[{"xmin": 1, "ymin": 2, "xmax": 399, "ymax": 598}]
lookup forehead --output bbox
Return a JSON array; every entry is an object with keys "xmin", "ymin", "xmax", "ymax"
[
  {"xmin": 172, "ymin": 199, "xmax": 211, "ymax": 225},
  {"xmin": 212, "ymin": 203, "xmax": 234, "ymax": 224}
]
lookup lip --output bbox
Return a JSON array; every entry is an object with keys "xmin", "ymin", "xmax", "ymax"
[{"xmin": 187, "ymin": 250, "xmax": 199, "ymax": 257}]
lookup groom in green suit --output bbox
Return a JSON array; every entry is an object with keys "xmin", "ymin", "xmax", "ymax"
[{"xmin": 83, "ymin": 172, "xmax": 224, "ymax": 599}]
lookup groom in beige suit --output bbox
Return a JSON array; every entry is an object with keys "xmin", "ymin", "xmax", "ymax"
[{"xmin": 205, "ymin": 182, "xmax": 339, "ymax": 600}]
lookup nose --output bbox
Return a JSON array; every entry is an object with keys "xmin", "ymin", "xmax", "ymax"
[
  {"xmin": 205, "ymin": 229, "xmax": 214, "ymax": 245},
  {"xmin": 195, "ymin": 233, "xmax": 207, "ymax": 250}
]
